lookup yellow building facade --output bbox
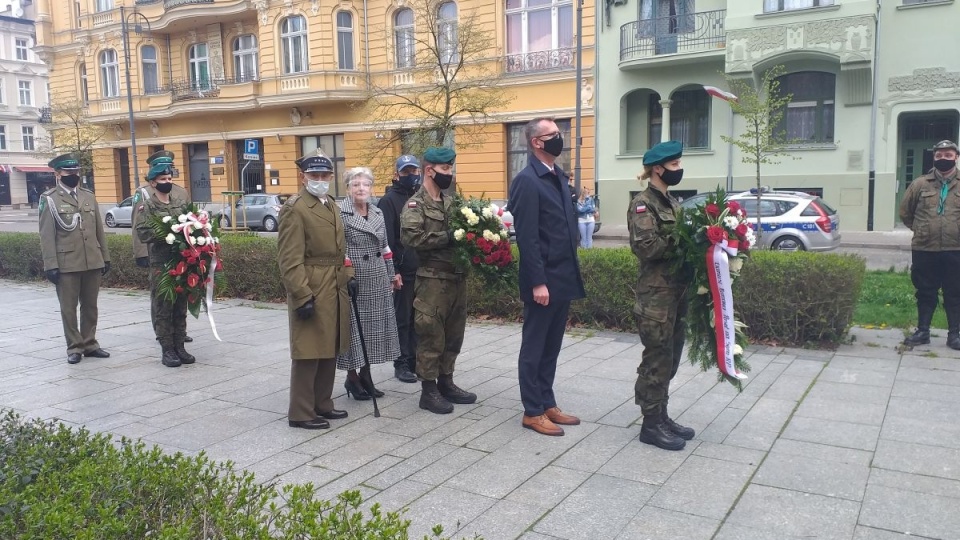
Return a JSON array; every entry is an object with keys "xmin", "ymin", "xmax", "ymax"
[{"xmin": 33, "ymin": 0, "xmax": 594, "ymax": 205}]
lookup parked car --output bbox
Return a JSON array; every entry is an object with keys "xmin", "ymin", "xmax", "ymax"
[
  {"xmin": 500, "ymin": 200, "xmax": 602, "ymax": 238},
  {"xmin": 217, "ymin": 193, "xmax": 292, "ymax": 232},
  {"xmin": 104, "ymin": 197, "xmax": 134, "ymax": 228}
]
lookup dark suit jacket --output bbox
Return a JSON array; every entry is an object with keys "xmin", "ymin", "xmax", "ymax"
[
  {"xmin": 508, "ymin": 157, "xmax": 586, "ymax": 304},
  {"xmin": 377, "ymin": 184, "xmax": 419, "ymax": 276}
]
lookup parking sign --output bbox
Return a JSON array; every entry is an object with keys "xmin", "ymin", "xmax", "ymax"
[{"xmin": 243, "ymin": 139, "xmax": 260, "ymax": 161}]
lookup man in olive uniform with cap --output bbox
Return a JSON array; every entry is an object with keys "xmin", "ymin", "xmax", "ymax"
[
  {"xmin": 628, "ymin": 140, "xmax": 696, "ymax": 451},
  {"xmin": 899, "ymin": 139, "xmax": 960, "ymax": 350},
  {"xmin": 131, "ymin": 150, "xmax": 193, "ymax": 343},
  {"xmin": 278, "ymin": 151, "xmax": 354, "ymax": 429},
  {"xmin": 39, "ymin": 154, "xmax": 111, "ymax": 364},
  {"xmin": 400, "ymin": 146, "xmax": 477, "ymax": 414},
  {"xmin": 135, "ymin": 156, "xmax": 196, "ymax": 367}
]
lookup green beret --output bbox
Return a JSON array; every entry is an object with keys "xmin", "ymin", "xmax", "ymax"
[
  {"xmin": 146, "ymin": 150, "xmax": 175, "ymax": 165},
  {"xmin": 146, "ymin": 162, "xmax": 173, "ymax": 181},
  {"xmin": 422, "ymin": 146, "xmax": 456, "ymax": 165},
  {"xmin": 48, "ymin": 153, "xmax": 80, "ymax": 171},
  {"xmin": 642, "ymin": 140, "xmax": 683, "ymax": 166}
]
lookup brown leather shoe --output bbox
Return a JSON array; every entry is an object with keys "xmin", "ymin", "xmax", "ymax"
[
  {"xmin": 522, "ymin": 414, "xmax": 564, "ymax": 436},
  {"xmin": 545, "ymin": 407, "xmax": 581, "ymax": 426}
]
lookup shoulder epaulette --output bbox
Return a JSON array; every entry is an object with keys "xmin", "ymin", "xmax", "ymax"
[
  {"xmin": 42, "ymin": 187, "xmax": 57, "ymax": 195},
  {"xmin": 285, "ymin": 194, "xmax": 301, "ymax": 206},
  {"xmin": 78, "ymin": 187, "xmax": 93, "ymax": 194}
]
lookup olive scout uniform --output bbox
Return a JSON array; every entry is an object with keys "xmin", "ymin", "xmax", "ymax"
[
  {"xmin": 278, "ymin": 154, "xmax": 355, "ymax": 428},
  {"xmin": 627, "ymin": 140, "xmax": 695, "ymax": 451},
  {"xmin": 39, "ymin": 154, "xmax": 111, "ymax": 365},
  {"xmin": 899, "ymin": 139, "xmax": 960, "ymax": 350},
  {"xmin": 134, "ymin": 156, "xmax": 195, "ymax": 368},
  {"xmin": 400, "ymin": 146, "xmax": 477, "ymax": 414}
]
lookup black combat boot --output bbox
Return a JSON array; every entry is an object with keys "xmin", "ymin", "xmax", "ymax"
[
  {"xmin": 948, "ymin": 331, "xmax": 960, "ymax": 351},
  {"xmin": 904, "ymin": 304, "xmax": 934, "ymax": 346},
  {"xmin": 437, "ymin": 374, "xmax": 477, "ymax": 404},
  {"xmin": 903, "ymin": 329, "xmax": 930, "ymax": 346},
  {"xmin": 161, "ymin": 347, "xmax": 182, "ymax": 368},
  {"xmin": 175, "ymin": 344, "xmax": 196, "ymax": 364},
  {"xmin": 419, "ymin": 380, "xmax": 454, "ymax": 414},
  {"xmin": 638, "ymin": 413, "xmax": 685, "ymax": 451},
  {"xmin": 662, "ymin": 404, "xmax": 695, "ymax": 440}
]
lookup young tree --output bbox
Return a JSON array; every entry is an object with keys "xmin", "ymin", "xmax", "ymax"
[
  {"xmin": 720, "ymin": 64, "xmax": 794, "ymax": 243},
  {"xmin": 358, "ymin": 0, "xmax": 513, "ymax": 181},
  {"xmin": 35, "ymin": 97, "xmax": 107, "ymax": 175}
]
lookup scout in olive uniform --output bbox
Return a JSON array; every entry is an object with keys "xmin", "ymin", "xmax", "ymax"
[
  {"xmin": 134, "ymin": 156, "xmax": 196, "ymax": 368},
  {"xmin": 400, "ymin": 146, "xmax": 477, "ymax": 414},
  {"xmin": 627, "ymin": 140, "xmax": 695, "ymax": 451},
  {"xmin": 38, "ymin": 154, "xmax": 111, "ymax": 364},
  {"xmin": 899, "ymin": 139, "xmax": 960, "ymax": 350},
  {"xmin": 277, "ymin": 152, "xmax": 355, "ymax": 430},
  {"xmin": 132, "ymin": 150, "xmax": 193, "ymax": 343}
]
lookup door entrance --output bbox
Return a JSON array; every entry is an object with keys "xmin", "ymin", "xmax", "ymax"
[
  {"xmin": 188, "ymin": 143, "xmax": 211, "ymax": 202},
  {"xmin": 235, "ymin": 139, "xmax": 264, "ymax": 194},
  {"xmin": 896, "ymin": 112, "xmax": 959, "ymax": 221}
]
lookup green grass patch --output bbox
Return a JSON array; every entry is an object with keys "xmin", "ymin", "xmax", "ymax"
[{"xmin": 853, "ymin": 269, "xmax": 947, "ymax": 330}]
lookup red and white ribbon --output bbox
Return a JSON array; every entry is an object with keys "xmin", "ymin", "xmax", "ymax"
[{"xmin": 705, "ymin": 238, "xmax": 748, "ymax": 380}]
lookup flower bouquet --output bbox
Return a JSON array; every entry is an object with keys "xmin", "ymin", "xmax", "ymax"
[
  {"xmin": 673, "ymin": 188, "xmax": 754, "ymax": 387},
  {"xmin": 448, "ymin": 193, "xmax": 515, "ymax": 283}
]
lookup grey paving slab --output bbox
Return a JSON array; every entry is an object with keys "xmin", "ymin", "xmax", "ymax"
[
  {"xmin": 533, "ymin": 474, "xmax": 657, "ymax": 540},
  {"xmin": 760, "ymin": 374, "xmax": 815, "ymax": 402},
  {"xmin": 691, "ymin": 441, "xmax": 765, "ymax": 466},
  {"xmin": 504, "ymin": 465, "xmax": 592, "ymax": 510},
  {"xmin": 853, "ymin": 526, "xmax": 941, "ymax": 540},
  {"xmin": 725, "ymin": 484, "xmax": 861, "ymax": 540},
  {"xmin": 782, "ymin": 415, "xmax": 881, "ymax": 451},
  {"xmin": 365, "ymin": 442, "xmax": 459, "ymax": 490},
  {"xmin": 891, "ymin": 379, "xmax": 960, "ymax": 404},
  {"xmin": 597, "ymin": 438, "xmax": 701, "ymax": 485},
  {"xmin": 794, "ymin": 396, "xmax": 888, "ymax": 426},
  {"xmin": 805, "ymin": 380, "xmax": 893, "ymax": 405},
  {"xmin": 869, "ymin": 468, "xmax": 960, "ymax": 500},
  {"xmin": 144, "ymin": 406, "xmax": 283, "ymax": 452},
  {"xmin": 753, "ymin": 451, "xmax": 870, "ymax": 501},
  {"xmin": 615, "ymin": 506, "xmax": 720, "ymax": 540},
  {"xmin": 873, "ymin": 439, "xmax": 960, "ymax": 481},
  {"xmin": 818, "ymin": 365, "xmax": 897, "ymax": 387},
  {"xmin": 364, "ymin": 479, "xmax": 434, "ymax": 514},
  {"xmin": 769, "ymin": 438, "xmax": 874, "ymax": 466},
  {"xmin": 402, "ymin": 486, "xmax": 497, "ymax": 540},
  {"xmin": 554, "ymin": 424, "xmax": 640, "ymax": 473},
  {"xmin": 859, "ymin": 483, "xmax": 960, "ymax": 540},
  {"xmin": 408, "ymin": 446, "xmax": 488, "ymax": 486},
  {"xmin": 461, "ymin": 499, "xmax": 547, "ymax": 540},
  {"xmin": 647, "ymin": 455, "xmax": 757, "ymax": 519}
]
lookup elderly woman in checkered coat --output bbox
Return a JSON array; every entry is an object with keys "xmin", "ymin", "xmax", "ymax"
[{"xmin": 337, "ymin": 167, "xmax": 401, "ymax": 400}]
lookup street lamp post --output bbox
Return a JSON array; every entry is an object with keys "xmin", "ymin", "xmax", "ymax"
[{"xmin": 120, "ymin": 6, "xmax": 151, "ymax": 188}]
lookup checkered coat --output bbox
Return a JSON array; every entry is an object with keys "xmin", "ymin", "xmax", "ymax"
[{"xmin": 336, "ymin": 198, "xmax": 400, "ymax": 370}]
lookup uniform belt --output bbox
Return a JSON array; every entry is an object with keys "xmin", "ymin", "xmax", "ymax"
[
  {"xmin": 303, "ymin": 256, "xmax": 343, "ymax": 266},
  {"xmin": 420, "ymin": 260, "xmax": 458, "ymax": 273}
]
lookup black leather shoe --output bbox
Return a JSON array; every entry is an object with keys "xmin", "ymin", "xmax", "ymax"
[
  {"xmin": 344, "ymin": 379, "xmax": 371, "ymax": 400},
  {"xmin": 161, "ymin": 349, "xmax": 182, "ymax": 368},
  {"xmin": 175, "ymin": 345, "xmax": 196, "ymax": 365},
  {"xmin": 904, "ymin": 329, "xmax": 930, "ymax": 346},
  {"xmin": 288, "ymin": 418, "xmax": 330, "ymax": 430},
  {"xmin": 83, "ymin": 348, "xmax": 110, "ymax": 358},
  {"xmin": 948, "ymin": 332, "xmax": 960, "ymax": 350},
  {"xmin": 316, "ymin": 409, "xmax": 348, "ymax": 420},
  {"xmin": 67, "ymin": 353, "xmax": 82, "ymax": 364},
  {"xmin": 639, "ymin": 421, "xmax": 686, "ymax": 451},
  {"xmin": 395, "ymin": 364, "xmax": 418, "ymax": 383},
  {"xmin": 184, "ymin": 335, "xmax": 193, "ymax": 343}
]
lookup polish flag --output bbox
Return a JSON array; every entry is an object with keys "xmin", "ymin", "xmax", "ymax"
[{"xmin": 703, "ymin": 86, "xmax": 738, "ymax": 102}]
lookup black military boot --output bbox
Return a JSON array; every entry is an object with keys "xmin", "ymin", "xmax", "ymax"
[
  {"xmin": 161, "ymin": 347, "xmax": 182, "ymax": 368},
  {"xmin": 662, "ymin": 404, "xmax": 695, "ymax": 440},
  {"xmin": 947, "ymin": 332, "xmax": 960, "ymax": 351},
  {"xmin": 903, "ymin": 329, "xmax": 930, "ymax": 346},
  {"xmin": 905, "ymin": 304, "xmax": 935, "ymax": 346},
  {"xmin": 437, "ymin": 374, "xmax": 477, "ymax": 404},
  {"xmin": 419, "ymin": 380, "xmax": 454, "ymax": 414},
  {"xmin": 638, "ymin": 414, "xmax": 685, "ymax": 451},
  {"xmin": 175, "ymin": 344, "xmax": 196, "ymax": 364}
]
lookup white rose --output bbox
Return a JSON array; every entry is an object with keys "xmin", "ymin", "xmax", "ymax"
[
  {"xmin": 196, "ymin": 236, "xmax": 207, "ymax": 246},
  {"xmin": 171, "ymin": 224, "xmax": 183, "ymax": 233},
  {"xmin": 697, "ymin": 285, "xmax": 709, "ymax": 295},
  {"xmin": 177, "ymin": 214, "xmax": 188, "ymax": 223},
  {"xmin": 187, "ymin": 235, "xmax": 197, "ymax": 245},
  {"xmin": 467, "ymin": 216, "xmax": 480, "ymax": 226},
  {"xmin": 733, "ymin": 344, "xmax": 744, "ymax": 356},
  {"xmin": 729, "ymin": 257, "xmax": 744, "ymax": 273},
  {"xmin": 205, "ymin": 223, "xmax": 213, "ymax": 231},
  {"xmin": 165, "ymin": 233, "xmax": 176, "ymax": 245},
  {"xmin": 482, "ymin": 207, "xmax": 493, "ymax": 218},
  {"xmin": 162, "ymin": 216, "xmax": 172, "ymax": 223},
  {"xmin": 454, "ymin": 229, "xmax": 465, "ymax": 241},
  {"xmin": 461, "ymin": 207, "xmax": 471, "ymax": 216}
]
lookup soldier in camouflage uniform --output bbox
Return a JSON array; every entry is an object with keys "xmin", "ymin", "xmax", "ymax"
[
  {"xmin": 400, "ymin": 146, "xmax": 477, "ymax": 414},
  {"xmin": 132, "ymin": 150, "xmax": 193, "ymax": 343},
  {"xmin": 39, "ymin": 154, "xmax": 111, "ymax": 365},
  {"xmin": 627, "ymin": 140, "xmax": 695, "ymax": 451},
  {"xmin": 134, "ymin": 156, "xmax": 195, "ymax": 368}
]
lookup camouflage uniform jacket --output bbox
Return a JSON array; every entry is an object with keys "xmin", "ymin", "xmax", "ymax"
[
  {"xmin": 39, "ymin": 186, "xmax": 110, "ymax": 273},
  {"xmin": 898, "ymin": 170, "xmax": 960, "ymax": 252},
  {"xmin": 131, "ymin": 184, "xmax": 191, "ymax": 259},
  {"xmin": 628, "ymin": 186, "xmax": 685, "ymax": 316},
  {"xmin": 134, "ymin": 192, "xmax": 192, "ymax": 266},
  {"xmin": 400, "ymin": 187, "xmax": 462, "ymax": 280}
]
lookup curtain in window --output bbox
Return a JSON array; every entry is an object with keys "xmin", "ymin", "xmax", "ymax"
[
  {"xmin": 527, "ymin": 8, "xmax": 552, "ymax": 52},
  {"xmin": 337, "ymin": 12, "xmax": 354, "ymax": 70},
  {"xmin": 639, "ymin": 0, "xmax": 694, "ymax": 38}
]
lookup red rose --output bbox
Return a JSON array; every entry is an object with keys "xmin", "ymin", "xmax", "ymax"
[
  {"xmin": 187, "ymin": 273, "xmax": 200, "ymax": 288},
  {"xmin": 466, "ymin": 232, "xmax": 476, "ymax": 241},
  {"xmin": 706, "ymin": 203, "xmax": 720, "ymax": 218},
  {"xmin": 727, "ymin": 201, "xmax": 741, "ymax": 214},
  {"xmin": 706, "ymin": 226, "xmax": 726, "ymax": 244},
  {"xmin": 472, "ymin": 256, "xmax": 481, "ymax": 264},
  {"xmin": 735, "ymin": 223, "xmax": 748, "ymax": 236},
  {"xmin": 484, "ymin": 255, "xmax": 495, "ymax": 265}
]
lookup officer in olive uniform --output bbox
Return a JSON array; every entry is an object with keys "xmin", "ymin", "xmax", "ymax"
[
  {"xmin": 132, "ymin": 150, "xmax": 193, "ymax": 343},
  {"xmin": 899, "ymin": 139, "xmax": 960, "ymax": 350},
  {"xmin": 627, "ymin": 140, "xmax": 696, "ymax": 451},
  {"xmin": 278, "ymin": 152, "xmax": 354, "ymax": 429},
  {"xmin": 39, "ymin": 154, "xmax": 111, "ymax": 364},
  {"xmin": 134, "ymin": 157, "xmax": 196, "ymax": 368},
  {"xmin": 400, "ymin": 146, "xmax": 477, "ymax": 414}
]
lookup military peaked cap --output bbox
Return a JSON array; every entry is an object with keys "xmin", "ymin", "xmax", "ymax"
[
  {"xmin": 146, "ymin": 150, "xmax": 175, "ymax": 165},
  {"xmin": 295, "ymin": 154, "xmax": 334, "ymax": 173},
  {"xmin": 422, "ymin": 147, "xmax": 456, "ymax": 165},
  {"xmin": 48, "ymin": 154, "xmax": 81, "ymax": 171},
  {"xmin": 642, "ymin": 141, "xmax": 683, "ymax": 167},
  {"xmin": 933, "ymin": 140, "xmax": 959, "ymax": 153}
]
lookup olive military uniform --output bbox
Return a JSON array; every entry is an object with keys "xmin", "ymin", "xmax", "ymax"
[{"xmin": 131, "ymin": 183, "xmax": 191, "ymax": 261}]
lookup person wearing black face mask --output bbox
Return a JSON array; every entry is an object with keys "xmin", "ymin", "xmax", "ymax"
[
  {"xmin": 38, "ymin": 154, "xmax": 111, "ymax": 365},
  {"xmin": 378, "ymin": 154, "xmax": 422, "ymax": 383},
  {"xmin": 899, "ymin": 139, "xmax": 960, "ymax": 350},
  {"xmin": 628, "ymin": 140, "xmax": 696, "ymax": 451}
]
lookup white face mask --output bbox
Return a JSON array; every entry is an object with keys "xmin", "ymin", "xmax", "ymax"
[{"xmin": 306, "ymin": 179, "xmax": 330, "ymax": 198}]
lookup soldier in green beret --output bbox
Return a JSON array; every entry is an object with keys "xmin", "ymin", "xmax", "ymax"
[
  {"xmin": 628, "ymin": 140, "xmax": 695, "ymax": 451},
  {"xmin": 400, "ymin": 146, "xmax": 477, "ymax": 414},
  {"xmin": 38, "ymin": 153, "xmax": 111, "ymax": 364}
]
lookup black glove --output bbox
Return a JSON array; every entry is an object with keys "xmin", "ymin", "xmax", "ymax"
[
  {"xmin": 45, "ymin": 269, "xmax": 60, "ymax": 284},
  {"xmin": 347, "ymin": 277, "xmax": 359, "ymax": 299},
  {"xmin": 101, "ymin": 261, "xmax": 111, "ymax": 276},
  {"xmin": 295, "ymin": 298, "xmax": 315, "ymax": 320}
]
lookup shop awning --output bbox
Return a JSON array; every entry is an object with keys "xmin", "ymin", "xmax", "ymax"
[{"xmin": 14, "ymin": 166, "xmax": 54, "ymax": 173}]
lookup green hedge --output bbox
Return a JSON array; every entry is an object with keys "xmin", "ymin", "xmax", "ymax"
[
  {"xmin": 0, "ymin": 411, "xmax": 471, "ymax": 539},
  {"xmin": 0, "ymin": 232, "xmax": 865, "ymax": 346}
]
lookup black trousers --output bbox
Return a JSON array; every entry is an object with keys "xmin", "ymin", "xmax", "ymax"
[
  {"xmin": 518, "ymin": 299, "xmax": 570, "ymax": 417},
  {"xmin": 393, "ymin": 273, "xmax": 418, "ymax": 370},
  {"xmin": 911, "ymin": 250, "xmax": 960, "ymax": 330}
]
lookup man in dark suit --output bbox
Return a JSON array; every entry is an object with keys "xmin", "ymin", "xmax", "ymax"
[{"xmin": 509, "ymin": 117, "xmax": 586, "ymax": 437}]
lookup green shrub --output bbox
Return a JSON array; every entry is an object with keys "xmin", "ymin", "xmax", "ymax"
[{"xmin": 0, "ymin": 410, "xmax": 474, "ymax": 540}]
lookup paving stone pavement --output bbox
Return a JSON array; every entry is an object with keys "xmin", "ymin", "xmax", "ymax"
[{"xmin": 2, "ymin": 280, "xmax": 959, "ymax": 540}]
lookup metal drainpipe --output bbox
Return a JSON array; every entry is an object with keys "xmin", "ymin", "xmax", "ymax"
[
  {"xmin": 166, "ymin": 34, "xmax": 173, "ymax": 89},
  {"xmin": 867, "ymin": 0, "xmax": 881, "ymax": 232},
  {"xmin": 363, "ymin": 0, "xmax": 371, "ymax": 88}
]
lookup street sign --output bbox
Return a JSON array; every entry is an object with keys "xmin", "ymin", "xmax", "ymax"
[{"xmin": 243, "ymin": 139, "xmax": 260, "ymax": 161}]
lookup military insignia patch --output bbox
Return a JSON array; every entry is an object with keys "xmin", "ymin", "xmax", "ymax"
[
  {"xmin": 133, "ymin": 192, "xmax": 141, "ymax": 204},
  {"xmin": 38, "ymin": 197, "xmax": 45, "ymax": 213},
  {"xmin": 407, "ymin": 201, "xmax": 418, "ymax": 208},
  {"xmin": 636, "ymin": 205, "xmax": 647, "ymax": 213}
]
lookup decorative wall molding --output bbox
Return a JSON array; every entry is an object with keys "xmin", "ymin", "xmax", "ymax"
[
  {"xmin": 581, "ymin": 78, "xmax": 594, "ymax": 108},
  {"xmin": 888, "ymin": 67, "xmax": 960, "ymax": 94}
]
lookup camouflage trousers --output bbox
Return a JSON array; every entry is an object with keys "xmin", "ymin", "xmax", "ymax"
[
  {"xmin": 634, "ymin": 287, "xmax": 688, "ymax": 417},
  {"xmin": 150, "ymin": 267, "xmax": 188, "ymax": 349},
  {"xmin": 412, "ymin": 275, "xmax": 466, "ymax": 381}
]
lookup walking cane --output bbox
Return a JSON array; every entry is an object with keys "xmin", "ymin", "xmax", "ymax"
[{"xmin": 350, "ymin": 292, "xmax": 381, "ymax": 418}]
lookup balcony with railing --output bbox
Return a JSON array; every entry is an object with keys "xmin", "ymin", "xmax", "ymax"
[
  {"xmin": 505, "ymin": 47, "xmax": 576, "ymax": 75},
  {"xmin": 620, "ymin": 9, "xmax": 726, "ymax": 67}
]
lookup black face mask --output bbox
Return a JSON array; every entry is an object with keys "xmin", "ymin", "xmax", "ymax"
[
  {"xmin": 542, "ymin": 135, "xmax": 564, "ymax": 157},
  {"xmin": 659, "ymin": 167, "xmax": 684, "ymax": 186},
  {"xmin": 432, "ymin": 171, "xmax": 453, "ymax": 190},
  {"xmin": 60, "ymin": 174, "xmax": 81, "ymax": 188},
  {"xmin": 398, "ymin": 174, "xmax": 421, "ymax": 191},
  {"xmin": 934, "ymin": 159, "xmax": 957, "ymax": 173},
  {"xmin": 154, "ymin": 182, "xmax": 174, "ymax": 194}
]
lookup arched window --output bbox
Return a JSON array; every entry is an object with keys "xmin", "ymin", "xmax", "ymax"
[
  {"xmin": 99, "ymin": 49, "xmax": 119, "ymax": 98},
  {"xmin": 141, "ymin": 45, "xmax": 159, "ymax": 94},
  {"xmin": 79, "ymin": 63, "xmax": 89, "ymax": 105},
  {"xmin": 622, "ymin": 89, "xmax": 659, "ymax": 154},
  {"xmin": 233, "ymin": 34, "xmax": 258, "ymax": 81},
  {"xmin": 668, "ymin": 87, "xmax": 710, "ymax": 149},
  {"xmin": 437, "ymin": 2, "xmax": 458, "ymax": 64},
  {"xmin": 281, "ymin": 15, "xmax": 308, "ymax": 74},
  {"xmin": 775, "ymin": 71, "xmax": 835, "ymax": 144},
  {"xmin": 188, "ymin": 43, "xmax": 210, "ymax": 90},
  {"xmin": 336, "ymin": 12, "xmax": 354, "ymax": 70},
  {"xmin": 394, "ymin": 9, "xmax": 415, "ymax": 69}
]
